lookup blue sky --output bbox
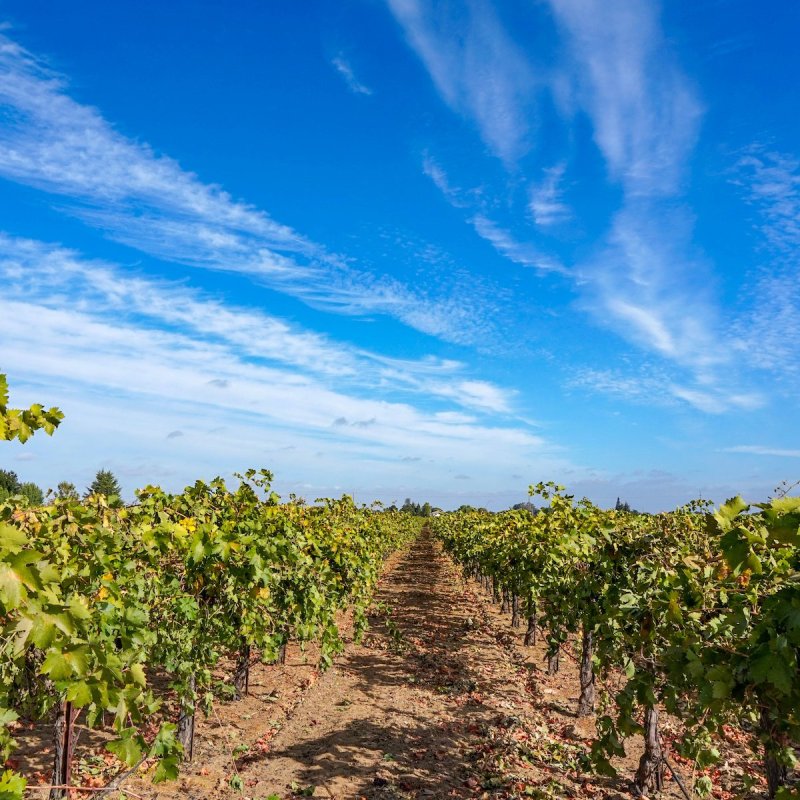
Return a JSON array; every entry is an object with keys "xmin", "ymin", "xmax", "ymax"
[{"xmin": 1, "ymin": 0, "xmax": 798, "ymax": 510}]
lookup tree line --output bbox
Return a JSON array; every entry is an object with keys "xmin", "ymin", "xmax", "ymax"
[{"xmin": 0, "ymin": 468, "xmax": 123, "ymax": 506}]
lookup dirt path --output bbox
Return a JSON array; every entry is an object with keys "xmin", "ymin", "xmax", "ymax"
[
  {"xmin": 244, "ymin": 532, "xmax": 534, "ymax": 799},
  {"xmin": 216, "ymin": 533, "xmax": 683, "ymax": 800}
]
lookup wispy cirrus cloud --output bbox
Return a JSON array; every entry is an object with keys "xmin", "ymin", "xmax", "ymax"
[
  {"xmin": 421, "ymin": 153, "xmax": 472, "ymax": 208},
  {"xmin": 0, "ymin": 32, "xmax": 498, "ymax": 348},
  {"xmin": 723, "ymin": 445, "xmax": 800, "ymax": 458},
  {"xmin": 570, "ymin": 366, "xmax": 764, "ymax": 414},
  {"xmin": 470, "ymin": 214, "xmax": 568, "ymax": 276},
  {"xmin": 0, "ymin": 294, "xmax": 564, "ymax": 496},
  {"xmin": 543, "ymin": 0, "xmax": 751, "ymax": 406},
  {"xmin": 732, "ymin": 147, "xmax": 800, "ymax": 254},
  {"xmin": 586, "ymin": 205, "xmax": 728, "ymax": 372},
  {"xmin": 0, "ymin": 234, "xmax": 518, "ymax": 414},
  {"xmin": 548, "ymin": 0, "xmax": 702, "ymax": 198},
  {"xmin": 1, "ymin": 227, "xmax": 562, "ymax": 494},
  {"xmin": 421, "ymin": 155, "xmax": 567, "ymax": 277},
  {"xmin": 386, "ymin": 0, "xmax": 537, "ymax": 162},
  {"xmin": 529, "ymin": 163, "xmax": 571, "ymax": 227},
  {"xmin": 331, "ymin": 55, "xmax": 373, "ymax": 95},
  {"xmin": 406, "ymin": 3, "xmax": 737, "ymax": 406},
  {"xmin": 729, "ymin": 146, "xmax": 800, "ymax": 377},
  {"xmin": 0, "ymin": 37, "xmax": 306, "ymax": 246}
]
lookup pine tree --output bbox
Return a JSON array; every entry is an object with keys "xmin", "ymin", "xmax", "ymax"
[
  {"xmin": 0, "ymin": 469, "xmax": 20, "ymax": 494},
  {"xmin": 86, "ymin": 469, "xmax": 122, "ymax": 498},
  {"xmin": 56, "ymin": 481, "xmax": 79, "ymax": 501},
  {"xmin": 18, "ymin": 482, "xmax": 44, "ymax": 506}
]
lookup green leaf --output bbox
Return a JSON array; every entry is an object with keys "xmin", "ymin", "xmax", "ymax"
[
  {"xmin": 27, "ymin": 617, "xmax": 57, "ymax": 649},
  {"xmin": 68, "ymin": 595, "xmax": 92, "ymax": 620},
  {"xmin": 152, "ymin": 755, "xmax": 180, "ymax": 783},
  {"xmin": 129, "ymin": 663, "xmax": 146, "ymax": 688},
  {"xmin": 65, "ymin": 680, "xmax": 94, "ymax": 707},
  {"xmin": 667, "ymin": 593, "xmax": 683, "ymax": 623},
  {"xmin": 149, "ymin": 723, "xmax": 178, "ymax": 758},
  {"xmin": 745, "ymin": 552, "xmax": 762, "ymax": 575},
  {"xmin": 695, "ymin": 775, "xmax": 713, "ymax": 797},
  {"xmin": 717, "ymin": 496, "xmax": 749, "ymax": 522},
  {"xmin": 0, "ymin": 551, "xmax": 44, "ymax": 610},
  {"xmin": 41, "ymin": 646, "xmax": 89, "ymax": 681},
  {"xmin": 750, "ymin": 652, "xmax": 794, "ymax": 695},
  {"xmin": 107, "ymin": 735, "xmax": 143, "ymax": 766},
  {"xmin": 0, "ymin": 769, "xmax": 27, "ymax": 800},
  {"xmin": 711, "ymin": 681, "xmax": 730, "ymax": 699},
  {"xmin": 762, "ymin": 509, "xmax": 800, "ymax": 546},
  {"xmin": 0, "ymin": 524, "xmax": 27, "ymax": 552},
  {"xmin": 766, "ymin": 497, "xmax": 800, "ymax": 515},
  {"xmin": 0, "ymin": 710, "xmax": 18, "ymax": 727}
]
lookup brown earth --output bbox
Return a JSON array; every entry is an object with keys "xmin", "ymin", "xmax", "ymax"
[{"xmin": 17, "ymin": 534, "xmax": 764, "ymax": 800}]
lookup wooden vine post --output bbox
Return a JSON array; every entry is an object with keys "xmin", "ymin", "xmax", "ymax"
[{"xmin": 49, "ymin": 701, "xmax": 76, "ymax": 800}]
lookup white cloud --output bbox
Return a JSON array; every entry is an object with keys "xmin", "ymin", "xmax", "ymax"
[
  {"xmin": 547, "ymin": 0, "xmax": 702, "ymax": 197},
  {"xmin": 723, "ymin": 445, "xmax": 800, "ymax": 458},
  {"xmin": 733, "ymin": 148, "xmax": 800, "ymax": 254},
  {"xmin": 570, "ymin": 367, "xmax": 764, "ymax": 414},
  {"xmin": 0, "ymin": 32, "xmax": 498, "ymax": 348},
  {"xmin": 0, "ymin": 293, "xmax": 568, "ymax": 499},
  {"xmin": 729, "ymin": 146, "xmax": 800, "ymax": 376},
  {"xmin": 331, "ymin": 55, "xmax": 373, "ymax": 95},
  {"xmin": 0, "ymin": 38, "xmax": 305, "ymax": 243},
  {"xmin": 422, "ymin": 153, "xmax": 471, "ymax": 208},
  {"xmin": 471, "ymin": 214, "xmax": 568, "ymax": 276},
  {"xmin": 403, "ymin": 4, "xmax": 729, "ymax": 397},
  {"xmin": 0, "ymin": 298, "xmax": 546, "ymax": 451},
  {"xmin": 542, "ymin": 0, "xmax": 750, "ymax": 407},
  {"xmin": 529, "ymin": 163, "xmax": 571, "ymax": 227},
  {"xmin": 386, "ymin": 0, "xmax": 537, "ymax": 162},
  {"xmin": 0, "ymin": 234, "xmax": 519, "ymax": 415}
]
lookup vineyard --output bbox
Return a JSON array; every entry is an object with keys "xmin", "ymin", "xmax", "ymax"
[
  {"xmin": 431, "ymin": 485, "xmax": 800, "ymax": 799},
  {"xmin": 0, "ymin": 471, "xmax": 419, "ymax": 799},
  {"xmin": 0, "ymin": 377, "xmax": 798, "ymax": 799}
]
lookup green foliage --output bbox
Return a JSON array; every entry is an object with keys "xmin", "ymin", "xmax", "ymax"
[
  {"xmin": 0, "ymin": 471, "xmax": 19, "ymax": 495},
  {"xmin": 17, "ymin": 483, "xmax": 43, "ymax": 507},
  {"xmin": 431, "ymin": 485, "xmax": 800, "ymax": 798},
  {"xmin": 0, "ymin": 374, "xmax": 63, "ymax": 443},
  {"xmin": 56, "ymin": 481, "xmax": 79, "ymax": 501},
  {"xmin": 400, "ymin": 497, "xmax": 434, "ymax": 517},
  {"xmin": 0, "ymin": 467, "xmax": 417, "ymax": 794},
  {"xmin": 86, "ymin": 468, "xmax": 122, "ymax": 498}
]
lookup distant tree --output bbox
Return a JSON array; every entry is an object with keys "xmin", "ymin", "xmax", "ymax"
[
  {"xmin": 457, "ymin": 504, "xmax": 476, "ymax": 513},
  {"xmin": 0, "ymin": 469, "xmax": 20, "ymax": 494},
  {"xmin": 614, "ymin": 497, "xmax": 632, "ymax": 513},
  {"xmin": 401, "ymin": 498, "xmax": 435, "ymax": 517},
  {"xmin": 401, "ymin": 498, "xmax": 418, "ymax": 515},
  {"xmin": 18, "ymin": 482, "xmax": 44, "ymax": 506},
  {"xmin": 56, "ymin": 481, "xmax": 79, "ymax": 501},
  {"xmin": 512, "ymin": 501, "xmax": 537, "ymax": 512},
  {"xmin": 86, "ymin": 469, "xmax": 122, "ymax": 498}
]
